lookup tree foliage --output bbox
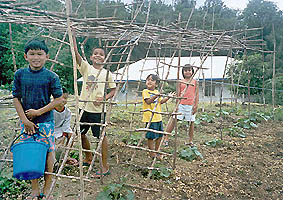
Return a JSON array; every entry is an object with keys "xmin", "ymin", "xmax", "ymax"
[{"xmin": 0, "ymin": 0, "xmax": 282, "ymax": 105}]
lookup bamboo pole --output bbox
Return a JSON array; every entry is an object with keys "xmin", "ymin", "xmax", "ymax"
[
  {"xmin": 272, "ymin": 24, "xmax": 276, "ymax": 111},
  {"xmin": 64, "ymin": 1, "xmax": 84, "ymax": 199},
  {"xmin": 8, "ymin": 23, "xmax": 17, "ymax": 72}
]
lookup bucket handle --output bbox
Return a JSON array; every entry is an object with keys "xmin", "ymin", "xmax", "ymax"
[{"xmin": 10, "ymin": 129, "xmax": 50, "ymax": 151}]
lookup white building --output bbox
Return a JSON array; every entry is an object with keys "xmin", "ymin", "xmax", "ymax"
[{"xmin": 81, "ymin": 56, "xmax": 243, "ymax": 103}]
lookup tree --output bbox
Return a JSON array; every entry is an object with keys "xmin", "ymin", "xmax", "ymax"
[{"xmin": 227, "ymin": 54, "xmax": 271, "ymax": 96}]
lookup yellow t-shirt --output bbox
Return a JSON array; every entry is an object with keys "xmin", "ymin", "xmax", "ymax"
[
  {"xmin": 78, "ymin": 60, "xmax": 116, "ymax": 113},
  {"xmin": 142, "ymin": 89, "xmax": 162, "ymax": 122}
]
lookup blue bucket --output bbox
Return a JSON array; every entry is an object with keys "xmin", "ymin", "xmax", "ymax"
[{"xmin": 10, "ymin": 133, "xmax": 49, "ymax": 180}]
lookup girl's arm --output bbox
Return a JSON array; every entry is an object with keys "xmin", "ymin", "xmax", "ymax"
[
  {"xmin": 144, "ymin": 94, "xmax": 159, "ymax": 104},
  {"xmin": 13, "ymin": 98, "xmax": 37, "ymax": 135},
  {"xmin": 193, "ymin": 81, "xmax": 199, "ymax": 114},
  {"xmin": 160, "ymin": 92, "xmax": 176, "ymax": 104}
]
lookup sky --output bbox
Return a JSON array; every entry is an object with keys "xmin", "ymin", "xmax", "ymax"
[
  {"xmin": 195, "ymin": 0, "xmax": 283, "ymax": 10},
  {"xmin": 122, "ymin": 0, "xmax": 283, "ymax": 11}
]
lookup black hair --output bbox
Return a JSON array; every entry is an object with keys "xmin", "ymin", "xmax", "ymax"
[
  {"xmin": 24, "ymin": 39, "xmax": 49, "ymax": 54},
  {"xmin": 92, "ymin": 47, "xmax": 105, "ymax": 55},
  {"xmin": 182, "ymin": 64, "xmax": 194, "ymax": 78},
  {"xmin": 146, "ymin": 74, "xmax": 160, "ymax": 85}
]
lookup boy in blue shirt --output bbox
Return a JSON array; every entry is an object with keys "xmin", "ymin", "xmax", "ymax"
[{"xmin": 12, "ymin": 39, "xmax": 63, "ymax": 199}]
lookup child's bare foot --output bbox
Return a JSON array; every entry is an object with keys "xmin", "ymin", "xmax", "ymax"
[
  {"xmin": 66, "ymin": 158, "xmax": 79, "ymax": 166},
  {"xmin": 149, "ymin": 153, "xmax": 156, "ymax": 159},
  {"xmin": 26, "ymin": 194, "xmax": 39, "ymax": 200},
  {"xmin": 156, "ymin": 154, "xmax": 163, "ymax": 160}
]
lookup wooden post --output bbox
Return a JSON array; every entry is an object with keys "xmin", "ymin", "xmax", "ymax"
[
  {"xmin": 9, "ymin": 23, "xmax": 17, "ymax": 72},
  {"xmin": 272, "ymin": 24, "xmax": 276, "ymax": 110},
  {"xmin": 65, "ymin": 0, "xmax": 84, "ymax": 199}
]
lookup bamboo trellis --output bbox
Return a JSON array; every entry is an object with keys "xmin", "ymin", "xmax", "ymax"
[{"xmin": 0, "ymin": 0, "xmax": 272, "ymax": 199}]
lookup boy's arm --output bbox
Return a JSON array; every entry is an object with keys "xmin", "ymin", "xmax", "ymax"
[
  {"xmin": 106, "ymin": 87, "xmax": 116, "ymax": 100},
  {"xmin": 13, "ymin": 98, "xmax": 38, "ymax": 135},
  {"xmin": 93, "ymin": 87, "xmax": 116, "ymax": 106},
  {"xmin": 72, "ymin": 31, "xmax": 82, "ymax": 66},
  {"xmin": 25, "ymin": 96, "xmax": 63, "ymax": 120}
]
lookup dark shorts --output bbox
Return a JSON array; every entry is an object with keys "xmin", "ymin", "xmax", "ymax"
[
  {"xmin": 79, "ymin": 110, "xmax": 105, "ymax": 139},
  {"xmin": 145, "ymin": 121, "xmax": 164, "ymax": 140}
]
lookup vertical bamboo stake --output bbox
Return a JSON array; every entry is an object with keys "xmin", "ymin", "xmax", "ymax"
[
  {"xmin": 9, "ymin": 23, "xmax": 17, "ymax": 72},
  {"xmin": 65, "ymin": 0, "xmax": 84, "ymax": 199},
  {"xmin": 272, "ymin": 24, "xmax": 276, "ymax": 111},
  {"xmin": 50, "ymin": 32, "xmax": 67, "ymax": 71},
  {"xmin": 210, "ymin": 6, "xmax": 215, "ymax": 105},
  {"xmin": 173, "ymin": 12, "xmax": 182, "ymax": 169},
  {"xmin": 247, "ymin": 51, "xmax": 251, "ymax": 118},
  {"xmin": 261, "ymin": 29, "xmax": 266, "ymax": 109},
  {"xmin": 219, "ymin": 47, "xmax": 232, "ymax": 140}
]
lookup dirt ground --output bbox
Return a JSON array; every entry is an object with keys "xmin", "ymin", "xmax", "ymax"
[
  {"xmin": 44, "ymin": 108, "xmax": 283, "ymax": 200},
  {"xmin": 1, "ymin": 99, "xmax": 283, "ymax": 199}
]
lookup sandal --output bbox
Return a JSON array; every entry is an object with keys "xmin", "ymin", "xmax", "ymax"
[
  {"xmin": 185, "ymin": 142, "xmax": 195, "ymax": 147},
  {"xmin": 82, "ymin": 162, "xmax": 91, "ymax": 167},
  {"xmin": 26, "ymin": 194, "xmax": 39, "ymax": 200},
  {"xmin": 92, "ymin": 169, "xmax": 111, "ymax": 178},
  {"xmin": 163, "ymin": 140, "xmax": 169, "ymax": 147},
  {"xmin": 38, "ymin": 193, "xmax": 46, "ymax": 199}
]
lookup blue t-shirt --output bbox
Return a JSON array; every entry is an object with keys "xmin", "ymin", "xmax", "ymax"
[{"xmin": 12, "ymin": 66, "xmax": 63, "ymax": 124}]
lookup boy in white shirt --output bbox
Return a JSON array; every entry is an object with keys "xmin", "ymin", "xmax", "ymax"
[{"xmin": 54, "ymin": 88, "xmax": 77, "ymax": 165}]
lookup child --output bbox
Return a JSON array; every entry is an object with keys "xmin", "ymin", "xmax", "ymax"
[
  {"xmin": 12, "ymin": 39, "xmax": 63, "ymax": 199},
  {"xmin": 179, "ymin": 64, "xmax": 199, "ymax": 146},
  {"xmin": 142, "ymin": 74, "xmax": 173, "ymax": 159},
  {"xmin": 72, "ymin": 33, "xmax": 116, "ymax": 177},
  {"xmin": 166, "ymin": 64, "xmax": 199, "ymax": 146},
  {"xmin": 54, "ymin": 88, "xmax": 77, "ymax": 166}
]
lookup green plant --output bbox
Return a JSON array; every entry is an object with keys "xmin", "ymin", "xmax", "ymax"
[
  {"xmin": 273, "ymin": 107, "xmax": 283, "ymax": 121},
  {"xmin": 69, "ymin": 150, "xmax": 79, "ymax": 160},
  {"xmin": 204, "ymin": 138, "xmax": 223, "ymax": 147},
  {"xmin": 234, "ymin": 118, "xmax": 257, "ymax": 129},
  {"xmin": 0, "ymin": 170, "xmax": 28, "ymax": 199},
  {"xmin": 249, "ymin": 111, "xmax": 272, "ymax": 123},
  {"xmin": 179, "ymin": 146, "xmax": 203, "ymax": 161},
  {"xmin": 96, "ymin": 183, "xmax": 135, "ymax": 200},
  {"xmin": 198, "ymin": 113, "xmax": 215, "ymax": 123},
  {"xmin": 122, "ymin": 132, "xmax": 141, "ymax": 146},
  {"xmin": 224, "ymin": 127, "xmax": 246, "ymax": 138},
  {"xmin": 215, "ymin": 109, "xmax": 230, "ymax": 117},
  {"xmin": 151, "ymin": 163, "xmax": 172, "ymax": 180}
]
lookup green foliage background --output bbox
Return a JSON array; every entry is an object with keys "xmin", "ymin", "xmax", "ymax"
[{"xmin": 1, "ymin": 0, "xmax": 283, "ymax": 104}]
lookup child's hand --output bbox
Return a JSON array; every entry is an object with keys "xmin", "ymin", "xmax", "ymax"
[
  {"xmin": 25, "ymin": 109, "xmax": 40, "ymax": 120},
  {"xmin": 93, "ymin": 97, "xmax": 103, "ymax": 106},
  {"xmin": 168, "ymin": 92, "xmax": 176, "ymax": 98},
  {"xmin": 192, "ymin": 106, "xmax": 198, "ymax": 114},
  {"xmin": 22, "ymin": 119, "xmax": 38, "ymax": 135}
]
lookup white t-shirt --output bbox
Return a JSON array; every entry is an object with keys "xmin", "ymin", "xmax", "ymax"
[
  {"xmin": 54, "ymin": 107, "xmax": 72, "ymax": 139},
  {"xmin": 78, "ymin": 60, "xmax": 116, "ymax": 113}
]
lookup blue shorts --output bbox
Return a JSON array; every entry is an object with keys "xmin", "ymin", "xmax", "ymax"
[
  {"xmin": 20, "ymin": 120, "xmax": 55, "ymax": 152},
  {"xmin": 145, "ymin": 121, "xmax": 164, "ymax": 140}
]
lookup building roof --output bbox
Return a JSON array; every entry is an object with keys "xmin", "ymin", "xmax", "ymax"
[{"xmin": 114, "ymin": 56, "xmax": 234, "ymax": 81}]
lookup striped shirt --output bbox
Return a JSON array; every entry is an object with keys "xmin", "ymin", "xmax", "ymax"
[{"xmin": 12, "ymin": 66, "xmax": 62, "ymax": 124}]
